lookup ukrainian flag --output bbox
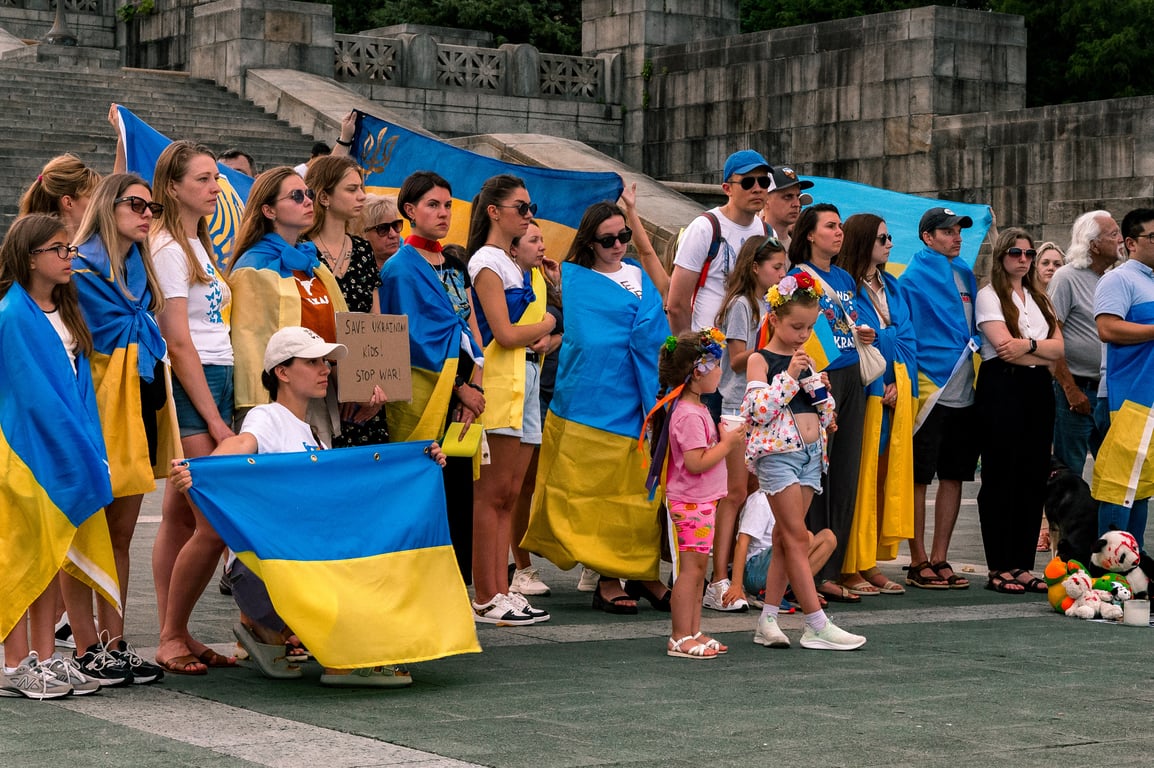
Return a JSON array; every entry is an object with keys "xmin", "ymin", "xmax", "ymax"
[
  {"xmin": 115, "ymin": 105, "xmax": 253, "ymax": 271},
  {"xmin": 350, "ymin": 110, "xmax": 623, "ymax": 255},
  {"xmin": 523, "ymin": 261, "xmax": 669, "ymax": 579},
  {"xmin": 377, "ymin": 244, "xmax": 481, "ymax": 441},
  {"xmin": 185, "ymin": 442, "xmax": 480, "ymax": 667},
  {"xmin": 1092, "ymin": 301, "xmax": 1154, "ymax": 507},
  {"xmin": 480, "ymin": 268, "xmax": 547, "ymax": 431},
  {"xmin": 843, "ymin": 274, "xmax": 916, "ymax": 572},
  {"xmin": 73, "ymin": 236, "xmax": 170, "ymax": 495},
  {"xmin": 0, "ymin": 284, "xmax": 120, "ymax": 638},
  {"xmin": 229, "ymin": 234, "xmax": 347, "ymax": 410}
]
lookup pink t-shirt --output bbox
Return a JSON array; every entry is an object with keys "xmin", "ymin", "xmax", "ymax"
[{"xmin": 666, "ymin": 400, "xmax": 728, "ymax": 503}]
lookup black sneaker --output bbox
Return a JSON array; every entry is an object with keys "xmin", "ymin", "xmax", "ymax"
[
  {"xmin": 75, "ymin": 642, "xmax": 132, "ymax": 687},
  {"xmin": 54, "ymin": 616, "xmax": 76, "ymax": 649},
  {"xmin": 112, "ymin": 640, "xmax": 164, "ymax": 685}
]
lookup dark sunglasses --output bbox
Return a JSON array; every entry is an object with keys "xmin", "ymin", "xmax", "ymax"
[
  {"xmin": 1006, "ymin": 247, "xmax": 1037, "ymax": 258},
  {"xmin": 278, "ymin": 188, "xmax": 316, "ymax": 205},
  {"xmin": 114, "ymin": 196, "xmax": 164, "ymax": 216},
  {"xmin": 734, "ymin": 175, "xmax": 772, "ymax": 191},
  {"xmin": 30, "ymin": 244, "xmax": 79, "ymax": 260},
  {"xmin": 364, "ymin": 219, "xmax": 404, "ymax": 236},
  {"xmin": 756, "ymin": 236, "xmax": 785, "ymax": 256},
  {"xmin": 497, "ymin": 201, "xmax": 538, "ymax": 217},
  {"xmin": 876, "ymin": 233, "xmax": 893, "ymax": 244},
  {"xmin": 593, "ymin": 227, "xmax": 633, "ymax": 249}
]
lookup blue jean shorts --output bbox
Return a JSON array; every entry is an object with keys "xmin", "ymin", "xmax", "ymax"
[
  {"xmin": 742, "ymin": 547, "xmax": 774, "ymax": 594},
  {"xmin": 755, "ymin": 440, "xmax": 824, "ymax": 496},
  {"xmin": 172, "ymin": 364, "xmax": 234, "ymax": 438},
  {"xmin": 488, "ymin": 358, "xmax": 542, "ymax": 445}
]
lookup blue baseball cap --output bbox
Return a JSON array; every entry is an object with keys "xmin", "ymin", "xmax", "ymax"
[{"xmin": 723, "ymin": 150, "xmax": 772, "ymax": 183}]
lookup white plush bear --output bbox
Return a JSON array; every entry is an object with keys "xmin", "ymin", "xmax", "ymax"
[
  {"xmin": 1063, "ymin": 571, "xmax": 1124, "ymax": 620},
  {"xmin": 1091, "ymin": 530, "xmax": 1150, "ymax": 598}
]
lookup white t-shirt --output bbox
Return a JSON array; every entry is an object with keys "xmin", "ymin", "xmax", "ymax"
[
  {"xmin": 674, "ymin": 207, "xmax": 766, "ymax": 331},
  {"xmin": 467, "ymin": 245, "xmax": 524, "ymax": 290},
  {"xmin": 596, "ymin": 263, "xmax": 644, "ymax": 298},
  {"xmin": 152, "ymin": 233, "xmax": 234, "ymax": 366},
  {"xmin": 975, "ymin": 284, "xmax": 1051, "ymax": 362},
  {"xmin": 44, "ymin": 309, "xmax": 77, "ymax": 374},
  {"xmin": 241, "ymin": 402, "xmax": 326, "ymax": 453},
  {"xmin": 738, "ymin": 492, "xmax": 776, "ymax": 560}
]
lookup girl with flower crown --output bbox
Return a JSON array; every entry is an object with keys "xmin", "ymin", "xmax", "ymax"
[
  {"xmin": 655, "ymin": 329, "xmax": 746, "ymax": 658},
  {"xmin": 740, "ymin": 272, "xmax": 867, "ymax": 651}
]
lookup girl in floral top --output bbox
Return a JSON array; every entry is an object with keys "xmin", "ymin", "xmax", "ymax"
[{"xmin": 740, "ymin": 272, "xmax": 866, "ymax": 651}]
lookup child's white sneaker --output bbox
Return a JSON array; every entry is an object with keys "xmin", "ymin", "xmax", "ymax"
[
  {"xmin": 799, "ymin": 620, "xmax": 866, "ymax": 651},
  {"xmin": 753, "ymin": 614, "xmax": 791, "ymax": 648},
  {"xmin": 702, "ymin": 578, "xmax": 749, "ymax": 612}
]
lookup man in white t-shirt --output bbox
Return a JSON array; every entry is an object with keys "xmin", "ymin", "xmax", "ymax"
[{"xmin": 667, "ymin": 149, "xmax": 775, "ymax": 336}]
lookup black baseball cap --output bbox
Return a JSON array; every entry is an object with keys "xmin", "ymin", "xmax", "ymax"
[
  {"xmin": 770, "ymin": 166, "xmax": 814, "ymax": 192},
  {"xmin": 918, "ymin": 206, "xmax": 973, "ymax": 234}
]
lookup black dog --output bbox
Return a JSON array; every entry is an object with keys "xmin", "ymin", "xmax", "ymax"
[{"xmin": 1044, "ymin": 459, "xmax": 1099, "ymax": 566}]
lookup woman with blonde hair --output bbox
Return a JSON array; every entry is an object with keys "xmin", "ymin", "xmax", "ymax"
[
  {"xmin": 357, "ymin": 194, "xmax": 403, "ymax": 270},
  {"xmin": 19, "ymin": 154, "xmax": 102, "ymax": 238}
]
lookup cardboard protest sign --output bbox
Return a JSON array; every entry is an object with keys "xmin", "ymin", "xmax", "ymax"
[{"xmin": 335, "ymin": 312, "xmax": 413, "ymax": 403}]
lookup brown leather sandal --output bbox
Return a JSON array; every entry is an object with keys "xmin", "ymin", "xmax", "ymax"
[
  {"xmin": 905, "ymin": 560, "xmax": 949, "ymax": 590},
  {"xmin": 930, "ymin": 561, "xmax": 970, "ymax": 590}
]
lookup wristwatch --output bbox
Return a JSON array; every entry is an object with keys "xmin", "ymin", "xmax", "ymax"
[{"xmin": 1028, "ymin": 339, "xmax": 1037, "ymax": 354}]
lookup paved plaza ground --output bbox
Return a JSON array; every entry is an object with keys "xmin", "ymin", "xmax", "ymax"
[{"xmin": 4, "ymin": 479, "xmax": 1153, "ymax": 768}]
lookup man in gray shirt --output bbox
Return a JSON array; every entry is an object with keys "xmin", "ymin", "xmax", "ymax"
[{"xmin": 1048, "ymin": 210, "xmax": 1124, "ymax": 475}]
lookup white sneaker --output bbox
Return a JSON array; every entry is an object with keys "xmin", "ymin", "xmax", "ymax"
[
  {"xmin": 800, "ymin": 620, "xmax": 866, "ymax": 651},
  {"xmin": 577, "ymin": 567, "xmax": 599, "ymax": 592},
  {"xmin": 702, "ymin": 578, "xmax": 749, "ymax": 612},
  {"xmin": 472, "ymin": 594, "xmax": 535, "ymax": 626},
  {"xmin": 753, "ymin": 614, "xmax": 791, "ymax": 648},
  {"xmin": 510, "ymin": 566, "xmax": 551, "ymax": 596},
  {"xmin": 504, "ymin": 591, "xmax": 550, "ymax": 623},
  {"xmin": 45, "ymin": 653, "xmax": 101, "ymax": 695}
]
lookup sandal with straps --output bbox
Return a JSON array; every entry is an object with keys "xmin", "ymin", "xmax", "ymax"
[
  {"xmin": 986, "ymin": 571, "xmax": 1026, "ymax": 594},
  {"xmin": 692, "ymin": 632, "xmax": 728, "ymax": 654},
  {"xmin": 667, "ymin": 635, "xmax": 718, "ymax": 660},
  {"xmin": 930, "ymin": 561, "xmax": 970, "ymax": 590},
  {"xmin": 1010, "ymin": 568, "xmax": 1047, "ymax": 594},
  {"xmin": 905, "ymin": 561, "xmax": 949, "ymax": 590}
]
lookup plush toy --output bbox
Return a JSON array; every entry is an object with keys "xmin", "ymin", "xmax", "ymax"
[
  {"xmin": 1063, "ymin": 571, "xmax": 1123, "ymax": 620},
  {"xmin": 1111, "ymin": 583, "xmax": 1133, "ymax": 603},
  {"xmin": 1092, "ymin": 573, "xmax": 1131, "ymax": 601},
  {"xmin": 1090, "ymin": 530, "xmax": 1150, "ymax": 598},
  {"xmin": 1044, "ymin": 556, "xmax": 1084, "ymax": 613}
]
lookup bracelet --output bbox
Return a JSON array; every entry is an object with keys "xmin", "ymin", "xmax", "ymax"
[
  {"xmin": 466, "ymin": 382, "xmax": 485, "ymax": 394},
  {"xmin": 335, "ymin": 138, "xmax": 353, "ymax": 147}
]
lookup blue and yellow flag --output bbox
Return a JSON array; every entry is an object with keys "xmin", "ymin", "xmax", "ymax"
[
  {"xmin": 523, "ymin": 261, "xmax": 669, "ymax": 579},
  {"xmin": 185, "ymin": 442, "xmax": 480, "ymax": 667},
  {"xmin": 0, "ymin": 284, "xmax": 120, "ymax": 637},
  {"xmin": 802, "ymin": 176, "xmax": 992, "ymax": 274},
  {"xmin": 843, "ymin": 274, "xmax": 916, "ymax": 572},
  {"xmin": 115, "ymin": 105, "xmax": 252, "ymax": 271},
  {"xmin": 350, "ymin": 110, "xmax": 624, "ymax": 255},
  {"xmin": 1092, "ymin": 300, "xmax": 1154, "ymax": 507}
]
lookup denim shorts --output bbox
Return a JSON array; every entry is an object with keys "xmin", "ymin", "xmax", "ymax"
[
  {"xmin": 755, "ymin": 440, "xmax": 824, "ymax": 496},
  {"xmin": 172, "ymin": 364, "xmax": 234, "ymax": 438},
  {"xmin": 488, "ymin": 358, "xmax": 542, "ymax": 445},
  {"xmin": 742, "ymin": 547, "xmax": 773, "ymax": 594}
]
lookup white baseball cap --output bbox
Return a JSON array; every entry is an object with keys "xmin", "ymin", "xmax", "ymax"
[{"xmin": 263, "ymin": 326, "xmax": 347, "ymax": 373}]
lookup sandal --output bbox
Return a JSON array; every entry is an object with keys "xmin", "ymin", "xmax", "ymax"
[
  {"xmin": 985, "ymin": 571, "xmax": 1026, "ymax": 594},
  {"xmin": 840, "ymin": 577, "xmax": 881, "ymax": 596},
  {"xmin": 196, "ymin": 649, "xmax": 237, "ymax": 668},
  {"xmin": 692, "ymin": 632, "xmax": 728, "ymax": 654},
  {"xmin": 623, "ymin": 579, "xmax": 672, "ymax": 612},
  {"xmin": 860, "ymin": 567, "xmax": 905, "ymax": 595},
  {"xmin": 785, "ymin": 586, "xmax": 826, "ymax": 610},
  {"xmin": 930, "ymin": 561, "xmax": 970, "ymax": 590},
  {"xmin": 905, "ymin": 561, "xmax": 949, "ymax": 590},
  {"xmin": 1010, "ymin": 569, "xmax": 1047, "ymax": 594},
  {"xmin": 592, "ymin": 578, "xmax": 639, "ymax": 615},
  {"xmin": 817, "ymin": 580, "xmax": 862, "ymax": 603},
  {"xmin": 667, "ymin": 635, "xmax": 717, "ymax": 660}
]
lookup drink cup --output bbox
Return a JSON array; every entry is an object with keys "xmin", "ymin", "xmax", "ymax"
[
  {"xmin": 800, "ymin": 373, "xmax": 829, "ymax": 405},
  {"xmin": 719, "ymin": 414, "xmax": 745, "ymax": 432},
  {"xmin": 1123, "ymin": 598, "xmax": 1150, "ymax": 627}
]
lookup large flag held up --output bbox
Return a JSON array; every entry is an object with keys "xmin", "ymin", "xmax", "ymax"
[
  {"xmin": 185, "ymin": 442, "xmax": 480, "ymax": 667},
  {"xmin": 350, "ymin": 110, "xmax": 624, "ymax": 256},
  {"xmin": 115, "ymin": 105, "xmax": 252, "ymax": 271}
]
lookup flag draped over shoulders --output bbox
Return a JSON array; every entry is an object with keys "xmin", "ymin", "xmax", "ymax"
[
  {"xmin": 523, "ymin": 261, "xmax": 669, "ymax": 579},
  {"xmin": 72, "ymin": 236, "xmax": 169, "ymax": 496},
  {"xmin": 185, "ymin": 442, "xmax": 479, "ymax": 667},
  {"xmin": 229, "ymin": 233, "xmax": 346, "ymax": 410},
  {"xmin": 844, "ymin": 273, "xmax": 916, "ymax": 571},
  {"xmin": 0, "ymin": 284, "xmax": 120, "ymax": 637},
  {"xmin": 481, "ymin": 267, "xmax": 546, "ymax": 431},
  {"xmin": 377, "ymin": 244, "xmax": 480, "ymax": 441}
]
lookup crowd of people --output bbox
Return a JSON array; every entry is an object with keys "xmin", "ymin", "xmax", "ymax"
[{"xmin": 3, "ymin": 115, "xmax": 1153, "ymax": 697}]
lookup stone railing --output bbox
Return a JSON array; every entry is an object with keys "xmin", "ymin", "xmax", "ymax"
[{"xmin": 334, "ymin": 32, "xmax": 619, "ymax": 103}]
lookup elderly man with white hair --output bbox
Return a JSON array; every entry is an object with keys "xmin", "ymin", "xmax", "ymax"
[{"xmin": 1047, "ymin": 209, "xmax": 1124, "ymax": 475}]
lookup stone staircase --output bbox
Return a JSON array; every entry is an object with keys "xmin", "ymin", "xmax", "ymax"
[{"xmin": 0, "ymin": 58, "xmax": 321, "ymax": 231}]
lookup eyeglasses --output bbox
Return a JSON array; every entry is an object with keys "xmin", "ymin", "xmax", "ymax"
[
  {"xmin": 496, "ymin": 201, "xmax": 538, "ymax": 217},
  {"xmin": 734, "ymin": 176, "xmax": 772, "ymax": 191},
  {"xmin": 1006, "ymin": 247, "xmax": 1037, "ymax": 258},
  {"xmin": 364, "ymin": 220, "xmax": 404, "ymax": 236},
  {"xmin": 1132, "ymin": 232, "xmax": 1154, "ymax": 243},
  {"xmin": 277, "ymin": 188, "xmax": 316, "ymax": 205},
  {"xmin": 593, "ymin": 227, "xmax": 633, "ymax": 249},
  {"xmin": 30, "ymin": 244, "xmax": 79, "ymax": 260},
  {"xmin": 114, "ymin": 196, "xmax": 164, "ymax": 216},
  {"xmin": 876, "ymin": 233, "xmax": 893, "ymax": 244}
]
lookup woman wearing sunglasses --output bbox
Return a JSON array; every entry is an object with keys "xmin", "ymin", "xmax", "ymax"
[
  {"xmin": 72, "ymin": 173, "xmax": 169, "ymax": 684},
  {"xmin": 523, "ymin": 196, "xmax": 669, "ymax": 616},
  {"xmin": 834, "ymin": 214, "xmax": 916, "ymax": 596},
  {"xmin": 974, "ymin": 229, "xmax": 1063, "ymax": 594},
  {"xmin": 358, "ymin": 194, "xmax": 403, "ymax": 270}
]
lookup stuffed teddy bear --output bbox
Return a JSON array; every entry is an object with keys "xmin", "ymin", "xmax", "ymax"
[
  {"xmin": 1044, "ymin": 556, "xmax": 1084, "ymax": 613},
  {"xmin": 1090, "ymin": 530, "xmax": 1150, "ymax": 598},
  {"xmin": 1063, "ymin": 570, "xmax": 1123, "ymax": 620},
  {"xmin": 1092, "ymin": 573, "xmax": 1131, "ymax": 601}
]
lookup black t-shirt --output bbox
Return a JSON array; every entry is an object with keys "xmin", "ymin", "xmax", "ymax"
[{"xmin": 756, "ymin": 349, "xmax": 818, "ymax": 416}]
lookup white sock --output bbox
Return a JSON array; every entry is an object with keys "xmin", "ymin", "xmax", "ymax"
[
  {"xmin": 804, "ymin": 609, "xmax": 828, "ymax": 632},
  {"xmin": 760, "ymin": 604, "xmax": 780, "ymax": 621},
  {"xmin": 3, "ymin": 666, "xmax": 17, "ymax": 675}
]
